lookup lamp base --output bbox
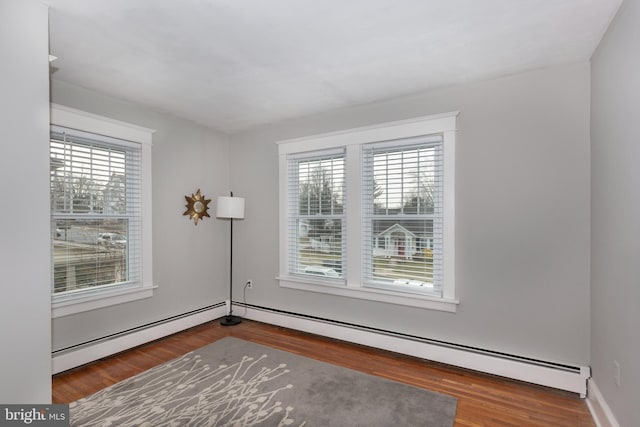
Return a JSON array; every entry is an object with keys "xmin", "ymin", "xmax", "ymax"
[{"xmin": 220, "ymin": 315, "xmax": 242, "ymax": 326}]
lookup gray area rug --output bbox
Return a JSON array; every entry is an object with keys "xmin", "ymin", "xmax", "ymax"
[{"xmin": 71, "ymin": 337, "xmax": 457, "ymax": 426}]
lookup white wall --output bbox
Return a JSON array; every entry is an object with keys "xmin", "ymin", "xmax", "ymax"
[
  {"xmin": 230, "ymin": 63, "xmax": 591, "ymax": 366},
  {"xmin": 50, "ymin": 81, "xmax": 231, "ymax": 351},
  {"xmin": 591, "ymin": 0, "xmax": 640, "ymax": 424},
  {"xmin": 0, "ymin": 0, "xmax": 51, "ymax": 403}
]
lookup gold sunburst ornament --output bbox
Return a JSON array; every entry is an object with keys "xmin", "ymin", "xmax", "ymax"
[{"xmin": 183, "ymin": 189, "xmax": 211, "ymax": 225}]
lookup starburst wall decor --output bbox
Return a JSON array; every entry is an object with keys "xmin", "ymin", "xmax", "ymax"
[{"xmin": 183, "ymin": 189, "xmax": 211, "ymax": 225}]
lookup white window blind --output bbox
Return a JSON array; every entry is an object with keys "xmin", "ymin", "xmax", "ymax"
[
  {"xmin": 50, "ymin": 128, "xmax": 142, "ymax": 295},
  {"xmin": 362, "ymin": 135, "xmax": 444, "ymax": 296},
  {"xmin": 287, "ymin": 149, "xmax": 345, "ymax": 281}
]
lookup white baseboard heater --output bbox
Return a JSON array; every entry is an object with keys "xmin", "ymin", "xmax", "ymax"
[
  {"xmin": 51, "ymin": 304, "xmax": 227, "ymax": 374},
  {"xmin": 239, "ymin": 303, "xmax": 590, "ymax": 397},
  {"xmin": 51, "ymin": 301, "xmax": 590, "ymax": 397}
]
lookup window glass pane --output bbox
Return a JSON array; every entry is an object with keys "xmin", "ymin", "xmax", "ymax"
[
  {"xmin": 297, "ymin": 157, "xmax": 344, "ymax": 215},
  {"xmin": 373, "ymin": 146, "xmax": 439, "ymax": 215},
  {"xmin": 298, "ymin": 219, "xmax": 343, "ymax": 277},
  {"xmin": 50, "ymin": 139, "xmax": 127, "ymax": 215},
  {"xmin": 371, "ymin": 219, "xmax": 435, "ymax": 289},
  {"xmin": 52, "ymin": 218, "xmax": 128, "ymax": 293}
]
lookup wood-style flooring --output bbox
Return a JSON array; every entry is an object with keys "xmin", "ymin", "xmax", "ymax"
[{"xmin": 52, "ymin": 319, "xmax": 595, "ymax": 426}]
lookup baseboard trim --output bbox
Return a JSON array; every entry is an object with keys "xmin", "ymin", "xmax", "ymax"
[
  {"xmin": 51, "ymin": 302, "xmax": 591, "ymax": 397},
  {"xmin": 52, "ymin": 304, "xmax": 227, "ymax": 374},
  {"xmin": 241, "ymin": 305, "xmax": 590, "ymax": 396},
  {"xmin": 587, "ymin": 380, "xmax": 621, "ymax": 427}
]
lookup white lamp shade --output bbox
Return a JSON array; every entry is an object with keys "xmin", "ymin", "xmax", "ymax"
[{"xmin": 216, "ymin": 196, "xmax": 245, "ymax": 219}]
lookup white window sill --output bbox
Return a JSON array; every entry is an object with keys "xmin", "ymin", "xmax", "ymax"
[
  {"xmin": 52, "ymin": 284, "xmax": 157, "ymax": 318},
  {"xmin": 277, "ymin": 276, "xmax": 458, "ymax": 313}
]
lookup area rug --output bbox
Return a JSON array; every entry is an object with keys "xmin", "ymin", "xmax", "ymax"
[{"xmin": 70, "ymin": 337, "xmax": 457, "ymax": 426}]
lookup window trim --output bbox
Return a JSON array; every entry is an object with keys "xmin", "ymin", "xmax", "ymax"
[
  {"xmin": 277, "ymin": 112, "xmax": 459, "ymax": 312},
  {"xmin": 50, "ymin": 103, "xmax": 155, "ymax": 318}
]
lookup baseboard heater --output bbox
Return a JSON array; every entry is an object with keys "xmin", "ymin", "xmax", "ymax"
[
  {"xmin": 51, "ymin": 301, "xmax": 590, "ymax": 397},
  {"xmin": 237, "ymin": 302, "xmax": 590, "ymax": 397},
  {"xmin": 51, "ymin": 303, "xmax": 227, "ymax": 374}
]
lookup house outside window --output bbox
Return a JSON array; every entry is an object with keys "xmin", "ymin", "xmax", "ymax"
[
  {"xmin": 50, "ymin": 104, "xmax": 154, "ymax": 317},
  {"xmin": 278, "ymin": 112, "xmax": 458, "ymax": 312}
]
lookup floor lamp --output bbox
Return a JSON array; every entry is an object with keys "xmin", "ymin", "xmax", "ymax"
[{"xmin": 216, "ymin": 192, "xmax": 245, "ymax": 326}]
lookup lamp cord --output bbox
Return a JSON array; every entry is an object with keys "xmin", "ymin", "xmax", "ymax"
[{"xmin": 241, "ymin": 281, "xmax": 250, "ymax": 317}]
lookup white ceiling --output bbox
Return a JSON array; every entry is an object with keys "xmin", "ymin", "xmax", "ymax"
[{"xmin": 46, "ymin": 0, "xmax": 622, "ymax": 134}]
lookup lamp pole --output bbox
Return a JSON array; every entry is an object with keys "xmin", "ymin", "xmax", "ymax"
[{"xmin": 220, "ymin": 191, "xmax": 242, "ymax": 326}]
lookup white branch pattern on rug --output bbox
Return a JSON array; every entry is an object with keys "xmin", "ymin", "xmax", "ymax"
[{"xmin": 70, "ymin": 352, "xmax": 307, "ymax": 426}]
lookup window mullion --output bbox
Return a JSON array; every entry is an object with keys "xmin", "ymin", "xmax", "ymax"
[{"xmin": 345, "ymin": 144, "xmax": 360, "ymax": 287}]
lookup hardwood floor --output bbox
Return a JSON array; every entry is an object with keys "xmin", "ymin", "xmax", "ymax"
[{"xmin": 53, "ymin": 319, "xmax": 595, "ymax": 426}]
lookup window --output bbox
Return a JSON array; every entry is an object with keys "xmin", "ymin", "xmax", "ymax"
[
  {"xmin": 278, "ymin": 112, "xmax": 457, "ymax": 312},
  {"xmin": 50, "ymin": 130, "xmax": 140, "ymax": 293},
  {"xmin": 287, "ymin": 149, "xmax": 345, "ymax": 281},
  {"xmin": 50, "ymin": 104, "xmax": 154, "ymax": 317},
  {"xmin": 363, "ymin": 136, "xmax": 443, "ymax": 296}
]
